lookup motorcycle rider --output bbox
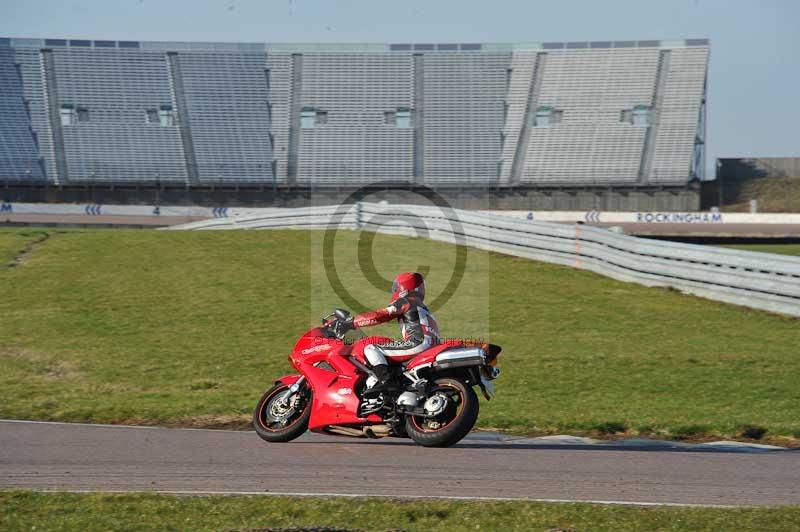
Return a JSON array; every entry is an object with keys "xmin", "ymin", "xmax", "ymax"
[{"xmin": 344, "ymin": 272, "xmax": 440, "ymax": 396}]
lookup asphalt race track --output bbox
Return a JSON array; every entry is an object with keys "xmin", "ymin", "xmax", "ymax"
[
  {"xmin": 2, "ymin": 421, "xmax": 799, "ymax": 507},
  {"xmin": 595, "ymin": 222, "xmax": 800, "ymax": 239},
  {"xmin": 1, "ymin": 213, "xmax": 203, "ymax": 228}
]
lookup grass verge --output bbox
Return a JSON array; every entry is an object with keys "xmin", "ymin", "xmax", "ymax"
[
  {"xmin": 3, "ymin": 491, "xmax": 800, "ymax": 532},
  {"xmin": 0, "ymin": 229, "xmax": 50, "ymax": 266},
  {"xmin": 1, "ymin": 229, "xmax": 799, "ymax": 443},
  {"xmin": 723, "ymin": 176, "xmax": 800, "ymax": 213}
]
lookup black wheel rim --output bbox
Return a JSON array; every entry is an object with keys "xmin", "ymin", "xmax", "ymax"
[
  {"xmin": 410, "ymin": 383, "xmax": 465, "ymax": 433},
  {"xmin": 257, "ymin": 385, "xmax": 307, "ymax": 432}
]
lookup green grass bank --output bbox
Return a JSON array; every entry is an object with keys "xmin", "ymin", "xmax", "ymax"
[
  {"xmin": 1, "ymin": 228, "xmax": 799, "ymax": 443},
  {"xmin": 3, "ymin": 491, "xmax": 800, "ymax": 532}
]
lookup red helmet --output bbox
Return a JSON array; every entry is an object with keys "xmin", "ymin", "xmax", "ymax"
[{"xmin": 391, "ymin": 272, "xmax": 425, "ymax": 301}]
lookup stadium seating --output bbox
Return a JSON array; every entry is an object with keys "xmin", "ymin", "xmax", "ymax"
[{"xmin": 0, "ymin": 38, "xmax": 708, "ymax": 187}]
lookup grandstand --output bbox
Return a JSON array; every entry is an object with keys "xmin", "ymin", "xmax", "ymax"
[{"xmin": 0, "ymin": 37, "xmax": 709, "ymax": 208}]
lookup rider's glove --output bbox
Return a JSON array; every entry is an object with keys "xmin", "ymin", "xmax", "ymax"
[{"xmin": 335, "ymin": 317, "xmax": 354, "ymax": 336}]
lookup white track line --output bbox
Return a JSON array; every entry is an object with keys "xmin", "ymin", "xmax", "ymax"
[{"xmin": 18, "ymin": 489, "xmax": 744, "ymax": 508}]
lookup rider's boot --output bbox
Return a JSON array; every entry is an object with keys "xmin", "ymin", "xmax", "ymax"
[{"xmin": 363, "ymin": 363, "xmax": 397, "ymax": 397}]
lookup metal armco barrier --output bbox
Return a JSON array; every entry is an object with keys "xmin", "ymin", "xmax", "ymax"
[{"xmin": 167, "ymin": 202, "xmax": 800, "ymax": 318}]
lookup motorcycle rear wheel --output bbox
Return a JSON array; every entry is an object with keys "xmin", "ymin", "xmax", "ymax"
[
  {"xmin": 405, "ymin": 377, "xmax": 479, "ymax": 448},
  {"xmin": 253, "ymin": 382, "xmax": 311, "ymax": 443}
]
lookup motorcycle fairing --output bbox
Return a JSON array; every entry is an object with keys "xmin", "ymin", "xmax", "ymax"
[
  {"xmin": 289, "ymin": 337, "xmax": 383, "ymax": 431},
  {"xmin": 275, "ymin": 374, "xmax": 303, "ymax": 386},
  {"xmin": 403, "ymin": 342, "xmax": 469, "ymax": 371}
]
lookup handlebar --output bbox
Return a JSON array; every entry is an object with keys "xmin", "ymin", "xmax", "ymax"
[{"xmin": 321, "ymin": 308, "xmax": 361, "ymax": 340}]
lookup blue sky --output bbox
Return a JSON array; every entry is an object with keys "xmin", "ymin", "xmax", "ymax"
[{"xmin": 2, "ymin": 0, "xmax": 798, "ymax": 176}]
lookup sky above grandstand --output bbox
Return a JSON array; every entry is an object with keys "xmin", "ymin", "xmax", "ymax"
[{"xmin": 2, "ymin": 0, "xmax": 798, "ymax": 177}]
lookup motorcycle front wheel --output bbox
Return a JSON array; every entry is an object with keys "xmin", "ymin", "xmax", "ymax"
[
  {"xmin": 405, "ymin": 377, "xmax": 479, "ymax": 448},
  {"xmin": 253, "ymin": 382, "xmax": 311, "ymax": 443}
]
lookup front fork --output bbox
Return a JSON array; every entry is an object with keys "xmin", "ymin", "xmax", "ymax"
[
  {"xmin": 288, "ymin": 376, "xmax": 306, "ymax": 394},
  {"xmin": 272, "ymin": 376, "xmax": 307, "ymax": 426}
]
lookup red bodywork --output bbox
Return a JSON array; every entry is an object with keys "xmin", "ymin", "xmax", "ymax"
[{"xmin": 276, "ymin": 325, "xmax": 467, "ymax": 432}]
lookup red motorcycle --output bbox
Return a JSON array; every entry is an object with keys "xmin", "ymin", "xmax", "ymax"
[{"xmin": 253, "ymin": 309, "xmax": 501, "ymax": 447}]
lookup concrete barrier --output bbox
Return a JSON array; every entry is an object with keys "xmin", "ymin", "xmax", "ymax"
[
  {"xmin": 5, "ymin": 202, "xmax": 800, "ymax": 225},
  {"xmin": 481, "ymin": 210, "xmax": 800, "ymax": 224}
]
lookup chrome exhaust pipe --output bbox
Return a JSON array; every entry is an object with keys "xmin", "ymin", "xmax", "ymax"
[
  {"xmin": 327, "ymin": 424, "xmax": 393, "ymax": 438},
  {"xmin": 433, "ymin": 347, "xmax": 485, "ymax": 369},
  {"xmin": 327, "ymin": 426, "xmax": 367, "ymax": 438},
  {"xmin": 363, "ymin": 424, "xmax": 392, "ymax": 438}
]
